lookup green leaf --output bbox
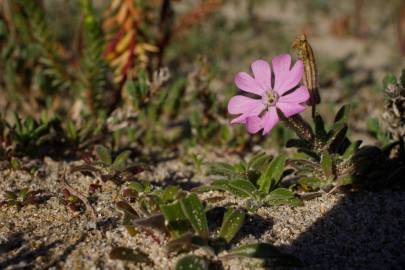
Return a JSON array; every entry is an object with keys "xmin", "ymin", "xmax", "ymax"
[
  {"xmin": 298, "ymin": 177, "xmax": 321, "ymax": 190},
  {"xmin": 166, "ymin": 232, "xmax": 194, "ymax": 253},
  {"xmin": 218, "ymin": 208, "xmax": 245, "ymax": 243},
  {"xmin": 133, "ymin": 213, "xmax": 166, "ymax": 233},
  {"xmin": 14, "ymin": 113, "xmax": 23, "ymax": 135},
  {"xmin": 161, "ymin": 186, "xmax": 181, "ymax": 203},
  {"xmin": 297, "ymin": 148, "xmax": 320, "ymax": 160},
  {"xmin": 175, "ymin": 255, "xmax": 209, "ymax": 270},
  {"xmin": 96, "ymin": 145, "xmax": 112, "ymax": 165},
  {"xmin": 333, "ymin": 104, "xmax": 350, "ymax": 127},
  {"xmin": 337, "ymin": 175, "xmax": 354, "ymax": 186},
  {"xmin": 128, "ymin": 181, "xmax": 145, "ymax": 193},
  {"xmin": 400, "ymin": 69, "xmax": 405, "ymax": 88},
  {"xmin": 225, "ymin": 243, "xmax": 301, "ymax": 266},
  {"xmin": 116, "ymin": 201, "xmax": 139, "ymax": 236},
  {"xmin": 112, "ymin": 150, "xmax": 131, "ymax": 171},
  {"xmin": 161, "ymin": 201, "xmax": 190, "ymax": 238},
  {"xmin": 66, "ymin": 120, "xmax": 77, "ymax": 141},
  {"xmin": 208, "ymin": 162, "xmax": 239, "ymax": 178},
  {"xmin": 320, "ymin": 151, "xmax": 333, "ymax": 178},
  {"xmin": 367, "ymin": 117, "xmax": 389, "ymax": 145},
  {"xmin": 201, "ymin": 179, "xmax": 257, "ymax": 198},
  {"xmin": 116, "ymin": 201, "xmax": 139, "ymax": 221},
  {"xmin": 327, "ymin": 125, "xmax": 348, "ymax": 152},
  {"xmin": 314, "ymin": 114, "xmax": 328, "ymax": 141},
  {"xmin": 109, "ymin": 247, "xmax": 152, "ymax": 264},
  {"xmin": 18, "ymin": 188, "xmax": 29, "ymax": 200},
  {"xmin": 286, "ymin": 139, "xmax": 311, "ymax": 150},
  {"xmin": 180, "ymin": 194, "xmax": 209, "ymax": 239},
  {"xmin": 5, "ymin": 191, "xmax": 17, "ymax": 200},
  {"xmin": 257, "ymin": 155, "xmax": 287, "ymax": 193},
  {"xmin": 247, "ymin": 153, "xmax": 272, "ymax": 171},
  {"xmin": 227, "ymin": 179, "xmax": 258, "ymax": 196},
  {"xmin": 265, "ymin": 188, "xmax": 302, "ymax": 206},
  {"xmin": 343, "ymin": 140, "xmax": 362, "ymax": 159},
  {"xmin": 383, "ymin": 73, "xmax": 397, "ymax": 89}
]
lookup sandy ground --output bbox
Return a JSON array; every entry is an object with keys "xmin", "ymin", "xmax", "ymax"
[
  {"xmin": 2, "ymin": 1, "xmax": 405, "ymax": 269},
  {"xmin": 0, "ymin": 151, "xmax": 404, "ymax": 270}
]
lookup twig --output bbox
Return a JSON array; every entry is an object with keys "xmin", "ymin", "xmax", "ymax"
[
  {"xmin": 326, "ymin": 185, "xmax": 339, "ymax": 196},
  {"xmin": 62, "ymin": 169, "xmax": 98, "ymax": 228}
]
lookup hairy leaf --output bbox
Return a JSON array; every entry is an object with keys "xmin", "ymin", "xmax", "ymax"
[
  {"xmin": 208, "ymin": 162, "xmax": 239, "ymax": 179},
  {"xmin": 248, "ymin": 152, "xmax": 272, "ymax": 171},
  {"xmin": 116, "ymin": 201, "xmax": 139, "ymax": 220},
  {"xmin": 180, "ymin": 194, "xmax": 209, "ymax": 239},
  {"xmin": 133, "ymin": 213, "xmax": 166, "ymax": 233},
  {"xmin": 265, "ymin": 188, "xmax": 302, "ymax": 206},
  {"xmin": 113, "ymin": 150, "xmax": 131, "ymax": 171},
  {"xmin": 218, "ymin": 208, "xmax": 245, "ymax": 243},
  {"xmin": 96, "ymin": 145, "xmax": 112, "ymax": 165},
  {"xmin": 175, "ymin": 255, "xmax": 209, "ymax": 270},
  {"xmin": 128, "ymin": 181, "xmax": 145, "ymax": 193},
  {"xmin": 257, "ymin": 155, "xmax": 287, "ymax": 193},
  {"xmin": 314, "ymin": 114, "xmax": 328, "ymax": 142},
  {"xmin": 343, "ymin": 140, "xmax": 362, "ymax": 159},
  {"xmin": 161, "ymin": 201, "xmax": 190, "ymax": 238},
  {"xmin": 224, "ymin": 243, "xmax": 301, "ymax": 266},
  {"xmin": 298, "ymin": 177, "xmax": 321, "ymax": 190},
  {"xmin": 286, "ymin": 139, "xmax": 311, "ymax": 150},
  {"xmin": 333, "ymin": 105, "xmax": 350, "ymax": 130},
  {"xmin": 383, "ymin": 73, "xmax": 397, "ymax": 89},
  {"xmin": 320, "ymin": 150, "xmax": 333, "ymax": 178},
  {"xmin": 400, "ymin": 69, "xmax": 405, "ymax": 88},
  {"xmin": 109, "ymin": 247, "xmax": 152, "ymax": 264}
]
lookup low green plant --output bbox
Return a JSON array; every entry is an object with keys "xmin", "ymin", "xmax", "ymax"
[
  {"xmin": 1, "ymin": 188, "xmax": 43, "ymax": 210},
  {"xmin": 71, "ymin": 145, "xmax": 146, "ymax": 185},
  {"xmin": 194, "ymin": 153, "xmax": 301, "ymax": 210},
  {"xmin": 10, "ymin": 113, "xmax": 59, "ymax": 155},
  {"xmin": 116, "ymin": 191, "xmax": 300, "ymax": 268}
]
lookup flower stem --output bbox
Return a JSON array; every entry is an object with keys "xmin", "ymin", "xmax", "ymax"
[{"xmin": 280, "ymin": 113, "xmax": 315, "ymax": 143}]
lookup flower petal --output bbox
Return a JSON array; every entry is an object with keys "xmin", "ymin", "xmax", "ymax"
[
  {"xmin": 272, "ymin": 54, "xmax": 291, "ymax": 73},
  {"xmin": 276, "ymin": 102, "xmax": 306, "ymax": 118},
  {"xmin": 272, "ymin": 54, "xmax": 304, "ymax": 95},
  {"xmin": 246, "ymin": 116, "xmax": 262, "ymax": 134},
  {"xmin": 262, "ymin": 107, "xmax": 279, "ymax": 135},
  {"xmin": 230, "ymin": 102, "xmax": 265, "ymax": 124},
  {"xmin": 278, "ymin": 86, "xmax": 309, "ymax": 104},
  {"xmin": 228, "ymin": 95, "xmax": 262, "ymax": 114},
  {"xmin": 234, "ymin": 72, "xmax": 265, "ymax": 95},
  {"xmin": 251, "ymin": 59, "xmax": 271, "ymax": 91}
]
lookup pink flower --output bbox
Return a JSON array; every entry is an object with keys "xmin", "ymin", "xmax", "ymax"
[{"xmin": 227, "ymin": 54, "xmax": 309, "ymax": 135}]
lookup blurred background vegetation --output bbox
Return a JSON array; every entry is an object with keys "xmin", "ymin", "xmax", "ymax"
[{"xmin": 0, "ymin": 0, "xmax": 404, "ymax": 158}]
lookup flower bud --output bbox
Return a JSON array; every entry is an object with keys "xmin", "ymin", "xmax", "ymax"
[{"xmin": 292, "ymin": 34, "xmax": 321, "ymax": 106}]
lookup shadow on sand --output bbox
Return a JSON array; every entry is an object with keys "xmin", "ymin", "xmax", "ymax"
[{"xmin": 282, "ymin": 190, "xmax": 405, "ymax": 269}]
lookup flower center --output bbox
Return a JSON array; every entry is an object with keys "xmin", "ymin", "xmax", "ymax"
[{"xmin": 263, "ymin": 90, "xmax": 279, "ymax": 106}]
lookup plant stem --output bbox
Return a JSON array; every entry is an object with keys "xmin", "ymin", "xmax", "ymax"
[{"xmin": 280, "ymin": 113, "xmax": 314, "ymax": 144}]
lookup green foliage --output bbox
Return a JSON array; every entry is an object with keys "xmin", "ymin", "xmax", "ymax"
[
  {"xmin": 120, "ymin": 189, "xmax": 292, "ymax": 267},
  {"xmin": 79, "ymin": 0, "xmax": 112, "ymax": 113},
  {"xmin": 222, "ymin": 243, "xmax": 301, "ymax": 266},
  {"xmin": 72, "ymin": 147, "xmax": 145, "ymax": 185},
  {"xmin": 383, "ymin": 73, "xmax": 397, "ymax": 89},
  {"xmin": 175, "ymin": 255, "xmax": 209, "ymax": 270},
  {"xmin": 109, "ymin": 246, "xmax": 152, "ymax": 264},
  {"xmin": 218, "ymin": 208, "xmax": 245, "ymax": 243},
  {"xmin": 367, "ymin": 117, "xmax": 390, "ymax": 146},
  {"xmin": 257, "ymin": 155, "xmax": 287, "ymax": 193},
  {"xmin": 195, "ymin": 153, "xmax": 301, "ymax": 209},
  {"xmin": 286, "ymin": 100, "xmax": 403, "ymax": 190},
  {"xmin": 1, "ymin": 188, "xmax": 43, "ymax": 210},
  {"xmin": 9, "ymin": 113, "xmax": 60, "ymax": 155}
]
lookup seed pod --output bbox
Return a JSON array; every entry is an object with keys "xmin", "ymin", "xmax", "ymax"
[{"xmin": 292, "ymin": 34, "xmax": 321, "ymax": 106}]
